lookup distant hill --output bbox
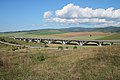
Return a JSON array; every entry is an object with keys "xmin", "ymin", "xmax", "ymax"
[
  {"xmin": 91, "ymin": 26, "xmax": 120, "ymax": 33},
  {"xmin": 59, "ymin": 26, "xmax": 120, "ymax": 32},
  {"xmin": 1, "ymin": 26, "xmax": 120, "ymax": 34}
]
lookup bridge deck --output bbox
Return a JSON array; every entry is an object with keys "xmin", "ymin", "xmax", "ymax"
[{"xmin": 15, "ymin": 38, "xmax": 120, "ymax": 42}]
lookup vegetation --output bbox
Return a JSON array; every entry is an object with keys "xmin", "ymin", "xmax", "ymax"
[
  {"xmin": 0, "ymin": 29, "xmax": 111, "ymax": 40},
  {"xmin": 0, "ymin": 30, "xmax": 120, "ymax": 79},
  {"xmin": 0, "ymin": 37, "xmax": 45, "ymax": 47},
  {"xmin": 73, "ymin": 46, "xmax": 77, "ymax": 49},
  {"xmin": 0, "ymin": 43, "xmax": 120, "ymax": 80},
  {"xmin": 58, "ymin": 46, "xmax": 64, "ymax": 50},
  {"xmin": 28, "ymin": 30, "xmax": 64, "ymax": 35},
  {"xmin": 99, "ymin": 33, "xmax": 120, "ymax": 40}
]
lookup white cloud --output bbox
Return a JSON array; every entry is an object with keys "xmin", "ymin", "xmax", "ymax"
[
  {"xmin": 32, "ymin": 23, "xmax": 48, "ymax": 27},
  {"xmin": 43, "ymin": 3, "xmax": 120, "ymax": 27},
  {"xmin": 43, "ymin": 11, "xmax": 52, "ymax": 18}
]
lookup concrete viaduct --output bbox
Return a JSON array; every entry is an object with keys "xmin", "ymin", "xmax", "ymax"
[{"xmin": 15, "ymin": 37, "xmax": 120, "ymax": 46}]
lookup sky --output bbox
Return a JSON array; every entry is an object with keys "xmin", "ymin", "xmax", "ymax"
[{"xmin": 0, "ymin": 0, "xmax": 120, "ymax": 32}]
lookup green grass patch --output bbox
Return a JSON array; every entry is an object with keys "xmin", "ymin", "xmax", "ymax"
[
  {"xmin": 0, "ymin": 37, "xmax": 45, "ymax": 47},
  {"xmin": 99, "ymin": 33, "xmax": 120, "ymax": 40},
  {"xmin": 28, "ymin": 30, "xmax": 64, "ymax": 35}
]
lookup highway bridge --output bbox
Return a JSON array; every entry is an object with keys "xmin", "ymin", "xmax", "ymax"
[{"xmin": 15, "ymin": 37, "xmax": 120, "ymax": 46}]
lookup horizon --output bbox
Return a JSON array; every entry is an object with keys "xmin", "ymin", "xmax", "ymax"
[
  {"xmin": 0, "ymin": 0, "xmax": 120, "ymax": 32},
  {"xmin": 0, "ymin": 26, "xmax": 119, "ymax": 33}
]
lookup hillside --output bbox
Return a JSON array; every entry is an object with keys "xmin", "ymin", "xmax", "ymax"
[
  {"xmin": 0, "ymin": 26, "xmax": 120, "ymax": 34},
  {"xmin": 0, "ymin": 26, "xmax": 119, "ymax": 40},
  {"xmin": 99, "ymin": 33, "xmax": 120, "ymax": 40}
]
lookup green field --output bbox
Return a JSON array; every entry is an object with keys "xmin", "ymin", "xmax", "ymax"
[
  {"xmin": 0, "ymin": 30, "xmax": 65, "ymax": 37},
  {"xmin": 0, "ymin": 31, "xmax": 112, "ymax": 40},
  {"xmin": 0, "ymin": 37, "xmax": 45, "ymax": 47},
  {"xmin": 28, "ymin": 30, "xmax": 65, "ymax": 35},
  {"xmin": 99, "ymin": 33, "xmax": 120, "ymax": 40}
]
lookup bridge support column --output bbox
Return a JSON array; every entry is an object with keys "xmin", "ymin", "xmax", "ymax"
[
  {"xmin": 79, "ymin": 41, "xmax": 83, "ymax": 46},
  {"xmin": 98, "ymin": 42, "xmax": 102, "ymax": 46},
  {"xmin": 32, "ymin": 39, "xmax": 36, "ymax": 43},
  {"xmin": 62, "ymin": 41, "xmax": 66, "ymax": 45},
  {"xmin": 29, "ymin": 39, "xmax": 32, "ymax": 42},
  {"xmin": 110, "ymin": 42, "xmax": 113, "ymax": 45},
  {"xmin": 37, "ymin": 40, "xmax": 41, "ymax": 43},
  {"xmin": 23, "ymin": 39, "xmax": 26, "ymax": 41},
  {"xmin": 48, "ymin": 40, "xmax": 52, "ymax": 44}
]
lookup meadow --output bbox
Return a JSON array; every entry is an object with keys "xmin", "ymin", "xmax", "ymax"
[
  {"xmin": 0, "ymin": 31, "xmax": 120, "ymax": 80},
  {"xmin": 0, "ymin": 43, "xmax": 120, "ymax": 80},
  {"xmin": 0, "ymin": 31, "xmax": 112, "ymax": 40}
]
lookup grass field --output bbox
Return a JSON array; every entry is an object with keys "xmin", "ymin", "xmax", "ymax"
[
  {"xmin": 0, "ymin": 43, "xmax": 120, "ymax": 80},
  {"xmin": 99, "ymin": 33, "xmax": 120, "ymax": 40},
  {"xmin": 0, "ymin": 31, "xmax": 120, "ymax": 80},
  {"xmin": 0, "ymin": 32, "xmax": 112, "ymax": 40},
  {"xmin": 28, "ymin": 30, "xmax": 64, "ymax": 35},
  {"xmin": 0, "ymin": 37, "xmax": 45, "ymax": 47}
]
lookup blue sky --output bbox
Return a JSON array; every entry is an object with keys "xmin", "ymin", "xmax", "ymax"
[{"xmin": 0, "ymin": 0, "xmax": 120, "ymax": 32}]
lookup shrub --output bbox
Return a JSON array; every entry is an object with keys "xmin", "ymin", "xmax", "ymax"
[
  {"xmin": 58, "ymin": 46, "xmax": 63, "ymax": 50},
  {"xmin": 37, "ymin": 55, "xmax": 46, "ymax": 61},
  {"xmin": 22, "ymin": 46, "xmax": 26, "ymax": 49},
  {"xmin": 0, "ymin": 38, "xmax": 6, "ymax": 42},
  {"xmin": 73, "ymin": 46, "xmax": 77, "ymax": 49},
  {"xmin": 12, "ymin": 47, "xmax": 19, "ymax": 51},
  {"xmin": 44, "ymin": 45, "xmax": 49, "ymax": 48},
  {"xmin": 66, "ymin": 46, "xmax": 69, "ymax": 49},
  {"xmin": 9, "ymin": 41, "xmax": 16, "ymax": 44}
]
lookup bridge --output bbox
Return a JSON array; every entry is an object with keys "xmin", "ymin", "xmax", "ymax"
[{"xmin": 14, "ymin": 37, "xmax": 120, "ymax": 46}]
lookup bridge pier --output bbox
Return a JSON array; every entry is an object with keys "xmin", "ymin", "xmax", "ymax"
[
  {"xmin": 29, "ymin": 39, "xmax": 32, "ymax": 42},
  {"xmin": 48, "ymin": 40, "xmax": 52, "ymax": 44},
  {"xmin": 98, "ymin": 42, "xmax": 103, "ymax": 46},
  {"xmin": 62, "ymin": 41, "xmax": 66, "ymax": 45},
  {"xmin": 37, "ymin": 40, "xmax": 41, "ymax": 43},
  {"xmin": 79, "ymin": 41, "xmax": 83, "ymax": 46},
  {"xmin": 19, "ymin": 38, "xmax": 21, "ymax": 41},
  {"xmin": 110, "ymin": 42, "xmax": 113, "ymax": 45},
  {"xmin": 23, "ymin": 39, "xmax": 26, "ymax": 41},
  {"xmin": 14, "ymin": 38, "xmax": 120, "ymax": 46}
]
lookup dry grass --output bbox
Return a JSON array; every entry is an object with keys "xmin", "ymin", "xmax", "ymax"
[
  {"xmin": 53, "ymin": 32, "xmax": 111, "ymax": 38},
  {"xmin": 0, "ymin": 44, "xmax": 120, "ymax": 80}
]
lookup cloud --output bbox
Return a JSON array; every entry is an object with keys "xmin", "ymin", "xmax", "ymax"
[
  {"xmin": 43, "ymin": 3, "xmax": 120, "ymax": 27},
  {"xmin": 43, "ymin": 11, "xmax": 52, "ymax": 19},
  {"xmin": 32, "ymin": 23, "xmax": 48, "ymax": 27}
]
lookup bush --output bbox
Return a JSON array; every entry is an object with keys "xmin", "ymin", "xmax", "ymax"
[
  {"xmin": 66, "ymin": 46, "xmax": 69, "ymax": 49},
  {"xmin": 58, "ymin": 46, "xmax": 63, "ymax": 50},
  {"xmin": 37, "ymin": 55, "xmax": 46, "ymax": 61},
  {"xmin": 9, "ymin": 41, "xmax": 16, "ymax": 44},
  {"xmin": 22, "ymin": 46, "xmax": 26, "ymax": 49},
  {"xmin": 0, "ymin": 38, "xmax": 6, "ymax": 42},
  {"xmin": 44, "ymin": 45, "xmax": 49, "ymax": 48},
  {"xmin": 12, "ymin": 47, "xmax": 19, "ymax": 51},
  {"xmin": 73, "ymin": 46, "xmax": 77, "ymax": 49}
]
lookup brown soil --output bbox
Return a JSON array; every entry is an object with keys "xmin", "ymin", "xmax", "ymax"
[{"xmin": 53, "ymin": 32, "xmax": 111, "ymax": 37}]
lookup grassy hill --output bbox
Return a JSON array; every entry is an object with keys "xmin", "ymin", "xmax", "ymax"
[
  {"xmin": 0, "ymin": 27, "xmax": 119, "ymax": 40},
  {"xmin": 99, "ymin": 33, "xmax": 120, "ymax": 40},
  {"xmin": 0, "ymin": 37, "xmax": 45, "ymax": 47},
  {"xmin": 28, "ymin": 29, "xmax": 64, "ymax": 35}
]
